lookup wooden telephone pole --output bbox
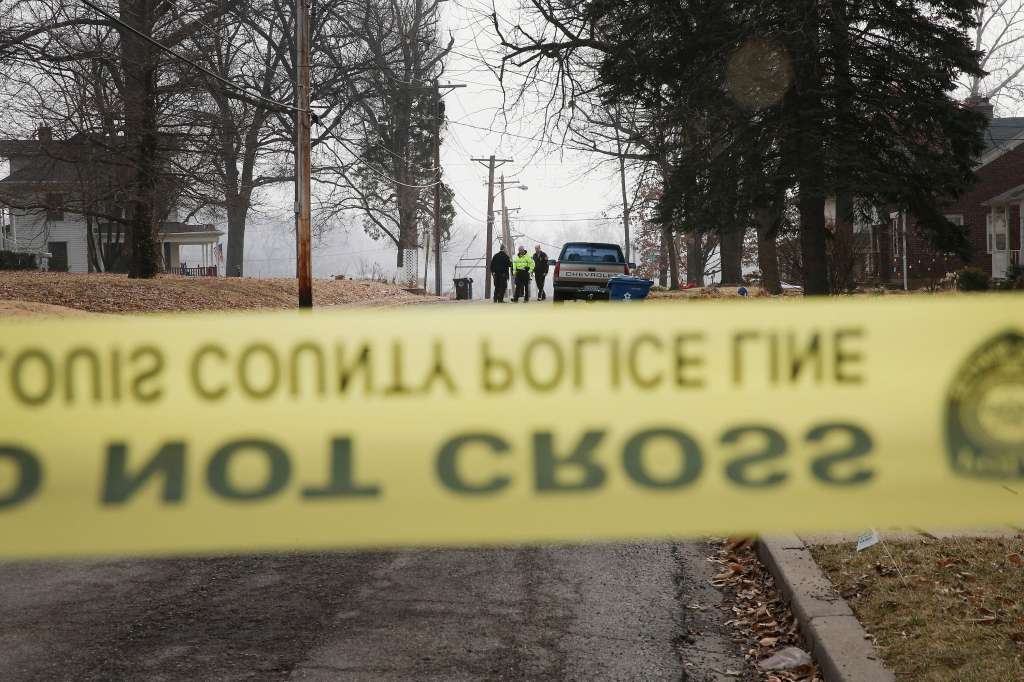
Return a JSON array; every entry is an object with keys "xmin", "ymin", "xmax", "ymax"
[
  {"xmin": 614, "ymin": 110, "xmax": 631, "ymax": 263},
  {"xmin": 496, "ymin": 175, "xmax": 522, "ymax": 256},
  {"xmin": 430, "ymin": 81, "xmax": 464, "ymax": 296},
  {"xmin": 295, "ymin": 0, "xmax": 312, "ymax": 308},
  {"xmin": 471, "ymin": 155, "xmax": 513, "ymax": 299}
]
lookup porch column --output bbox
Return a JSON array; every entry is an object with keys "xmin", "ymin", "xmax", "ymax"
[{"xmin": 1019, "ymin": 201, "xmax": 1023, "ymax": 266}]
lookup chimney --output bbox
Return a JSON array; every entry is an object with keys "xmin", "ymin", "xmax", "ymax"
[
  {"xmin": 965, "ymin": 95, "xmax": 995, "ymax": 120},
  {"xmin": 37, "ymin": 125, "xmax": 52, "ymax": 143}
]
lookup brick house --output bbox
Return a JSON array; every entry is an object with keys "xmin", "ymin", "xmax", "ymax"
[
  {"xmin": 0, "ymin": 127, "xmax": 222, "ymax": 275},
  {"xmin": 876, "ymin": 100, "xmax": 1024, "ymax": 287}
]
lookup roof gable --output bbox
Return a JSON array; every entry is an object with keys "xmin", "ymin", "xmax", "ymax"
[{"xmin": 978, "ymin": 117, "xmax": 1024, "ymax": 168}]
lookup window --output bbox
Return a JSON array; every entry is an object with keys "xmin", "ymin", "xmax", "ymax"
[
  {"xmin": 47, "ymin": 241, "xmax": 68, "ymax": 272},
  {"xmin": 45, "ymin": 193, "xmax": 64, "ymax": 222},
  {"xmin": 559, "ymin": 243, "xmax": 625, "ymax": 264},
  {"xmin": 987, "ymin": 207, "xmax": 1008, "ymax": 253},
  {"xmin": 944, "ymin": 214, "xmax": 964, "ymax": 226}
]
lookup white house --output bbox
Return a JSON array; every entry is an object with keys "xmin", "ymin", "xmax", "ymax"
[{"xmin": 0, "ymin": 127, "xmax": 222, "ymax": 274}]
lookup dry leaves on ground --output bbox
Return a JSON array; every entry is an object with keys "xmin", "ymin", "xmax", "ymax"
[
  {"xmin": 812, "ymin": 535, "xmax": 1024, "ymax": 681},
  {"xmin": 709, "ymin": 538, "xmax": 822, "ymax": 682},
  {"xmin": 0, "ymin": 300, "xmax": 94, "ymax": 317},
  {"xmin": 0, "ymin": 272, "xmax": 442, "ymax": 314}
]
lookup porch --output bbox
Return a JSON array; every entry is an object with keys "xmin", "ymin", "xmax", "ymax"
[
  {"xmin": 981, "ymin": 185, "xmax": 1024, "ymax": 278},
  {"xmin": 160, "ymin": 222, "xmax": 224, "ymax": 277}
]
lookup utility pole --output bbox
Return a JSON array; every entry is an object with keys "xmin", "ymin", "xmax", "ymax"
[
  {"xmin": 295, "ymin": 0, "xmax": 312, "ymax": 308},
  {"xmin": 471, "ymin": 155, "xmax": 513, "ymax": 299},
  {"xmin": 614, "ymin": 111, "xmax": 631, "ymax": 263},
  {"xmin": 430, "ymin": 81, "xmax": 465, "ymax": 296},
  {"xmin": 495, "ymin": 175, "xmax": 523, "ymax": 257},
  {"xmin": 433, "ymin": 81, "xmax": 443, "ymax": 296},
  {"xmin": 500, "ymin": 173, "xmax": 511, "ymax": 255}
]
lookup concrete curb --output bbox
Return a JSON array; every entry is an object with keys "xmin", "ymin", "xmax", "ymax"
[{"xmin": 756, "ymin": 535, "xmax": 895, "ymax": 682}]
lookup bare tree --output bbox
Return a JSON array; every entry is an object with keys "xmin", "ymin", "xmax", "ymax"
[
  {"xmin": 1, "ymin": 0, "xmax": 238, "ymax": 277},
  {"xmin": 966, "ymin": 0, "xmax": 1024, "ymax": 111},
  {"xmin": 315, "ymin": 0, "xmax": 453, "ymax": 271}
]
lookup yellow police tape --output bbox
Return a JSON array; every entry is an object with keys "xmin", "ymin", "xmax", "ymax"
[{"xmin": 0, "ymin": 295, "xmax": 1021, "ymax": 558}]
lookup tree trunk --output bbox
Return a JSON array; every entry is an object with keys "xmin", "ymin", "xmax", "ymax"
[
  {"xmin": 830, "ymin": 0, "xmax": 854, "ymax": 243},
  {"xmin": 86, "ymin": 216, "xmax": 101, "ymax": 272},
  {"xmin": 719, "ymin": 226, "xmax": 744, "ymax": 285},
  {"xmin": 225, "ymin": 202, "xmax": 247, "ymax": 277},
  {"xmin": 799, "ymin": 192, "xmax": 829, "ymax": 295},
  {"xmin": 791, "ymin": 0, "xmax": 829, "ymax": 296},
  {"xmin": 688, "ymin": 233, "xmax": 704, "ymax": 284},
  {"xmin": 754, "ymin": 207, "xmax": 782, "ymax": 294},
  {"xmin": 658, "ymin": 229, "xmax": 668, "ymax": 287},
  {"xmin": 120, "ymin": 0, "xmax": 161, "ymax": 279},
  {"xmin": 664, "ymin": 225, "xmax": 680, "ymax": 289}
]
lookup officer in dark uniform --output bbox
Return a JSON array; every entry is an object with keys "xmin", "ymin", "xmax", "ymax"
[
  {"xmin": 490, "ymin": 245, "xmax": 513, "ymax": 302},
  {"xmin": 532, "ymin": 244, "xmax": 550, "ymax": 301}
]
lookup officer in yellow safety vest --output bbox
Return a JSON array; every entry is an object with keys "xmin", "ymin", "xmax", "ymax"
[{"xmin": 511, "ymin": 246, "xmax": 535, "ymax": 302}]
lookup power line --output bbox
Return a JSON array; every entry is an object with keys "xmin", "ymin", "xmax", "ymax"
[
  {"xmin": 449, "ymin": 119, "xmax": 563, "ymax": 145},
  {"xmin": 451, "ymin": 194, "xmax": 483, "ymax": 218},
  {"xmin": 517, "ymin": 232, "xmax": 561, "ymax": 250},
  {"xmin": 517, "ymin": 216, "xmax": 617, "ymax": 222},
  {"xmin": 326, "ymin": 133, "xmax": 444, "ymax": 189}
]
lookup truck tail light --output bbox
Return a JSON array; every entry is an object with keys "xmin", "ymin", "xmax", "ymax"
[
  {"xmin": 554, "ymin": 261, "xmax": 560, "ymax": 278},
  {"xmin": 624, "ymin": 263, "xmax": 630, "ymax": 275}
]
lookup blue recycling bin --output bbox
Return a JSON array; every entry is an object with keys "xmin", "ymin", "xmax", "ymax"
[{"xmin": 608, "ymin": 276, "xmax": 654, "ymax": 301}]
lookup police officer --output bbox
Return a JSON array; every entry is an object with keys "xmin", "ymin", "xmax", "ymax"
[
  {"xmin": 512, "ymin": 246, "xmax": 534, "ymax": 302},
  {"xmin": 490, "ymin": 244, "xmax": 512, "ymax": 302},
  {"xmin": 532, "ymin": 244, "xmax": 549, "ymax": 301}
]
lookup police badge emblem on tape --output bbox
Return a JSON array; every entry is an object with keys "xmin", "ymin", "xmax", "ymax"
[{"xmin": 946, "ymin": 330, "xmax": 1024, "ymax": 479}]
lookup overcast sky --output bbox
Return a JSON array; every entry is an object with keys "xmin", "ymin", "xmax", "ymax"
[{"xmin": 215, "ymin": 0, "xmax": 628, "ymax": 294}]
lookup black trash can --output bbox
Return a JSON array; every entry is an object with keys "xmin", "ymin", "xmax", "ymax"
[{"xmin": 453, "ymin": 277, "xmax": 474, "ymax": 300}]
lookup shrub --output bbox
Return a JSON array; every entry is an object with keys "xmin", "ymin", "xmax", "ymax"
[
  {"xmin": 956, "ymin": 266, "xmax": 990, "ymax": 292},
  {"xmin": 0, "ymin": 250, "xmax": 37, "ymax": 270},
  {"xmin": 996, "ymin": 264, "xmax": 1024, "ymax": 291}
]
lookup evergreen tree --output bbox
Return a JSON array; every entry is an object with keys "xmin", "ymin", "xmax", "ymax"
[{"xmin": 586, "ymin": 0, "xmax": 986, "ymax": 294}]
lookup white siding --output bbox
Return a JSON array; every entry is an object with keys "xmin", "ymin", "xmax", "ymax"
[{"xmin": 12, "ymin": 210, "xmax": 90, "ymax": 272}]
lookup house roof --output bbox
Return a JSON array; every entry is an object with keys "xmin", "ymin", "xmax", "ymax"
[
  {"xmin": 982, "ymin": 182, "xmax": 1024, "ymax": 206},
  {"xmin": 0, "ymin": 135, "xmax": 132, "ymax": 189},
  {"xmin": 978, "ymin": 117, "xmax": 1024, "ymax": 168},
  {"xmin": 0, "ymin": 156, "xmax": 131, "ymax": 187},
  {"xmin": 159, "ymin": 222, "xmax": 223, "ymax": 237}
]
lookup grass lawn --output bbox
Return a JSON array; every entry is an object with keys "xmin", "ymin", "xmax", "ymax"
[
  {"xmin": 0, "ymin": 271, "xmax": 439, "ymax": 314},
  {"xmin": 811, "ymin": 536, "xmax": 1024, "ymax": 681}
]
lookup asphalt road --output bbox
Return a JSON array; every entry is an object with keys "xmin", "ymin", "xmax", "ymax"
[{"xmin": 0, "ymin": 543, "xmax": 751, "ymax": 681}]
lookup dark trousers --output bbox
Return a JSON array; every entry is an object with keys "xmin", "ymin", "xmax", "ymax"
[
  {"xmin": 535, "ymin": 272, "xmax": 547, "ymax": 300},
  {"xmin": 513, "ymin": 271, "xmax": 530, "ymax": 301},
  {"xmin": 493, "ymin": 273, "xmax": 508, "ymax": 302}
]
